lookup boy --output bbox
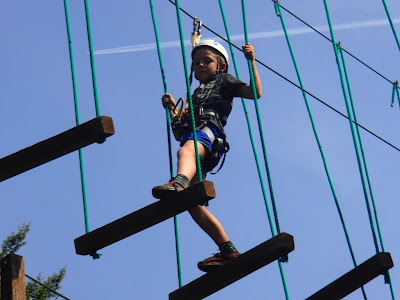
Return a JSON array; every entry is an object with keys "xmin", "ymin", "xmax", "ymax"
[{"xmin": 152, "ymin": 40, "xmax": 262, "ymax": 272}]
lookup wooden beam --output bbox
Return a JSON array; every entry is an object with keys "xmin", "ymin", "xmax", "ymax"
[
  {"xmin": 169, "ymin": 232, "xmax": 295, "ymax": 300},
  {"xmin": 0, "ymin": 116, "xmax": 114, "ymax": 182},
  {"xmin": 74, "ymin": 180, "xmax": 216, "ymax": 256},
  {"xmin": 306, "ymin": 252, "xmax": 394, "ymax": 300},
  {"xmin": 0, "ymin": 254, "xmax": 26, "ymax": 300}
]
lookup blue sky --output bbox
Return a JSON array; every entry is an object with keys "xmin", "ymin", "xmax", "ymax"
[{"xmin": 1, "ymin": 0, "xmax": 399, "ymax": 299}]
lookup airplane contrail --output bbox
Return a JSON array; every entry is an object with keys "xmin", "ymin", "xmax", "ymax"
[{"xmin": 93, "ymin": 18, "xmax": 400, "ymax": 55}]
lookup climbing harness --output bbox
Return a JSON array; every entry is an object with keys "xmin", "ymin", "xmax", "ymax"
[{"xmin": 170, "ymin": 101, "xmax": 230, "ymax": 174}]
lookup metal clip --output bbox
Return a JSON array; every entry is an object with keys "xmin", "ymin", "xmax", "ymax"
[{"xmin": 191, "ymin": 17, "xmax": 202, "ymax": 48}]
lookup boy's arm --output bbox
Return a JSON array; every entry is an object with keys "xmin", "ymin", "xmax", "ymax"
[{"xmin": 237, "ymin": 43, "xmax": 262, "ymax": 100}]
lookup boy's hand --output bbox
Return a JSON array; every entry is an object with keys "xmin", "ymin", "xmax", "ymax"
[
  {"xmin": 242, "ymin": 43, "xmax": 255, "ymax": 61},
  {"xmin": 161, "ymin": 93, "xmax": 176, "ymax": 109}
]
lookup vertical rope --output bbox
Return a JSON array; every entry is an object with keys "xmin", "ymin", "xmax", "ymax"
[
  {"xmin": 338, "ymin": 45, "xmax": 396, "ymax": 298},
  {"xmin": 239, "ymin": 0, "xmax": 281, "ymax": 235},
  {"xmin": 272, "ymin": 2, "xmax": 362, "ymax": 285},
  {"xmin": 174, "ymin": 0, "xmax": 202, "ymax": 182},
  {"xmin": 63, "ymin": 0, "xmax": 90, "ymax": 234},
  {"xmin": 217, "ymin": 1, "xmax": 276, "ymax": 237},
  {"xmin": 323, "ymin": 0, "xmax": 380, "ymax": 253},
  {"xmin": 83, "ymin": 0, "xmax": 101, "ymax": 117},
  {"xmin": 323, "ymin": 1, "xmax": 398, "ymax": 297},
  {"xmin": 381, "ymin": 0, "xmax": 400, "ymax": 52},
  {"xmin": 239, "ymin": 1, "xmax": 289, "ymax": 298},
  {"xmin": 391, "ymin": 81, "xmax": 400, "ymax": 108},
  {"xmin": 148, "ymin": 0, "xmax": 182, "ymax": 287}
]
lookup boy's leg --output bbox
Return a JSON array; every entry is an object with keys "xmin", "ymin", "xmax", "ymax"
[
  {"xmin": 189, "ymin": 176, "xmax": 240, "ymax": 272},
  {"xmin": 176, "ymin": 140, "xmax": 207, "ymax": 181},
  {"xmin": 152, "ymin": 140, "xmax": 207, "ymax": 198},
  {"xmin": 188, "ymin": 205, "xmax": 229, "ymax": 246}
]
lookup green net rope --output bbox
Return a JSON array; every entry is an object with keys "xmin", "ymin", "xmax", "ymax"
[
  {"xmin": 323, "ymin": 1, "xmax": 395, "ymax": 297},
  {"xmin": 273, "ymin": 0, "xmax": 362, "ymax": 278},
  {"xmin": 148, "ymin": 0, "xmax": 182, "ymax": 287},
  {"xmin": 381, "ymin": 0, "xmax": 400, "ymax": 52},
  {"xmin": 239, "ymin": 0, "xmax": 290, "ymax": 298},
  {"xmin": 391, "ymin": 82, "xmax": 400, "ymax": 108},
  {"xmin": 83, "ymin": 0, "xmax": 101, "ymax": 117},
  {"xmin": 174, "ymin": 0, "xmax": 203, "ymax": 182},
  {"xmin": 337, "ymin": 44, "xmax": 395, "ymax": 299},
  {"xmin": 62, "ymin": 0, "xmax": 90, "ymax": 234}
]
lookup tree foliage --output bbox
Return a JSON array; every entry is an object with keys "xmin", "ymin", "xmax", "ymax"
[
  {"xmin": 26, "ymin": 267, "xmax": 67, "ymax": 300},
  {"xmin": 0, "ymin": 223, "xmax": 30, "ymax": 259},
  {"xmin": 0, "ymin": 223, "xmax": 66, "ymax": 300}
]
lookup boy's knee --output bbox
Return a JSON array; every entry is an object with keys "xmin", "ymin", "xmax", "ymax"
[{"xmin": 177, "ymin": 147, "xmax": 189, "ymax": 157}]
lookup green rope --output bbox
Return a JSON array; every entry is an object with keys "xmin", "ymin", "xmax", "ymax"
[
  {"xmin": 83, "ymin": 0, "xmax": 101, "ymax": 117},
  {"xmin": 148, "ymin": 0, "xmax": 182, "ymax": 287},
  {"xmin": 239, "ymin": 0, "xmax": 279, "ymax": 236},
  {"xmin": 391, "ymin": 81, "xmax": 400, "ymax": 108},
  {"xmin": 338, "ymin": 44, "xmax": 383, "ymax": 251},
  {"xmin": 239, "ymin": 1, "xmax": 290, "ymax": 298},
  {"xmin": 174, "ymin": 0, "xmax": 202, "ymax": 182},
  {"xmin": 273, "ymin": 1, "xmax": 359, "ymax": 271},
  {"xmin": 391, "ymin": 83, "xmax": 396, "ymax": 107},
  {"xmin": 273, "ymin": 2, "xmax": 366, "ymax": 297},
  {"xmin": 63, "ymin": 0, "xmax": 90, "ymax": 234},
  {"xmin": 323, "ymin": 1, "xmax": 381, "ymax": 253},
  {"xmin": 396, "ymin": 84, "xmax": 400, "ymax": 108},
  {"xmin": 77, "ymin": 151, "xmax": 89, "ymax": 233},
  {"xmin": 338, "ymin": 45, "xmax": 396, "ymax": 298},
  {"xmin": 323, "ymin": 1, "xmax": 397, "ymax": 297},
  {"xmin": 381, "ymin": 0, "xmax": 400, "ymax": 52},
  {"xmin": 218, "ymin": 1, "xmax": 278, "ymax": 237}
]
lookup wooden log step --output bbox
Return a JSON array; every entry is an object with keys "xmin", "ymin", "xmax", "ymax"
[
  {"xmin": 0, "ymin": 116, "xmax": 114, "ymax": 182},
  {"xmin": 306, "ymin": 252, "xmax": 394, "ymax": 300},
  {"xmin": 169, "ymin": 232, "xmax": 295, "ymax": 300},
  {"xmin": 74, "ymin": 180, "xmax": 216, "ymax": 256}
]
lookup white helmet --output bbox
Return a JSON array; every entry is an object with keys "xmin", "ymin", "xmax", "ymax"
[{"xmin": 192, "ymin": 40, "xmax": 229, "ymax": 69}]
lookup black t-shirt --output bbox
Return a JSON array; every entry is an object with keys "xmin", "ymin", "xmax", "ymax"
[{"xmin": 192, "ymin": 73, "xmax": 246, "ymax": 128}]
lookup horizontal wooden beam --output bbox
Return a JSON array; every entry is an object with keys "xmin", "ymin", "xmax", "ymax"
[
  {"xmin": 0, "ymin": 116, "xmax": 114, "ymax": 182},
  {"xmin": 169, "ymin": 232, "xmax": 295, "ymax": 300},
  {"xmin": 306, "ymin": 252, "xmax": 394, "ymax": 300},
  {"xmin": 74, "ymin": 180, "xmax": 216, "ymax": 256}
]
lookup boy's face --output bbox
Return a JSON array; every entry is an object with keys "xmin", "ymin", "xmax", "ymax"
[{"xmin": 192, "ymin": 48, "xmax": 226, "ymax": 82}]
